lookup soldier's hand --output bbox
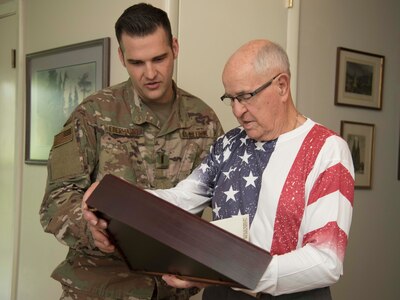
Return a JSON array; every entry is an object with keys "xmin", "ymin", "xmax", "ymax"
[
  {"xmin": 162, "ymin": 274, "xmax": 208, "ymax": 289},
  {"xmin": 82, "ymin": 182, "xmax": 115, "ymax": 253}
]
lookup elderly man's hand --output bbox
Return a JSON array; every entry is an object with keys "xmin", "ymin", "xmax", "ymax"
[
  {"xmin": 82, "ymin": 182, "xmax": 115, "ymax": 253},
  {"xmin": 162, "ymin": 274, "xmax": 209, "ymax": 289}
]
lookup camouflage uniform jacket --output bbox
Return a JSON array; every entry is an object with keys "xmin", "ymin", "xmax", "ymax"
[{"xmin": 39, "ymin": 79, "xmax": 224, "ymax": 299}]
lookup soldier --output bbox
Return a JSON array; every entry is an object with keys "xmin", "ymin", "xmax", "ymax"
[{"xmin": 39, "ymin": 3, "xmax": 223, "ymax": 300}]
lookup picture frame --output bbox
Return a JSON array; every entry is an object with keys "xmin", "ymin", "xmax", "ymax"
[
  {"xmin": 25, "ymin": 38, "xmax": 110, "ymax": 164},
  {"xmin": 334, "ymin": 47, "xmax": 384, "ymax": 110},
  {"xmin": 398, "ymin": 124, "xmax": 400, "ymax": 180},
  {"xmin": 340, "ymin": 121, "xmax": 375, "ymax": 189}
]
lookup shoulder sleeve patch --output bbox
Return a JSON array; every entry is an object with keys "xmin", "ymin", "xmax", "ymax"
[
  {"xmin": 53, "ymin": 126, "xmax": 73, "ymax": 148},
  {"xmin": 50, "ymin": 125, "xmax": 85, "ymax": 181}
]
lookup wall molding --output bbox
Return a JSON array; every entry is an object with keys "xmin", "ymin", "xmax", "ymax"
[
  {"xmin": 286, "ymin": 0, "xmax": 300, "ymax": 105},
  {"xmin": 0, "ymin": 1, "xmax": 16, "ymax": 19}
]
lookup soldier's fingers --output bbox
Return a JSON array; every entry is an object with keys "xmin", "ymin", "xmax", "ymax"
[
  {"xmin": 97, "ymin": 218, "xmax": 108, "ymax": 229},
  {"xmin": 90, "ymin": 227, "xmax": 114, "ymax": 248},
  {"xmin": 82, "ymin": 209, "xmax": 99, "ymax": 226},
  {"xmin": 94, "ymin": 240, "xmax": 115, "ymax": 253},
  {"xmin": 89, "ymin": 224, "xmax": 107, "ymax": 241}
]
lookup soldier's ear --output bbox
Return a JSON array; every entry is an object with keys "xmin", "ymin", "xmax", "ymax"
[
  {"xmin": 118, "ymin": 47, "xmax": 126, "ymax": 67},
  {"xmin": 172, "ymin": 37, "xmax": 179, "ymax": 59}
]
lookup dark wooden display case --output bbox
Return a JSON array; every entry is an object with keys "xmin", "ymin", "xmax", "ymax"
[{"xmin": 87, "ymin": 174, "xmax": 271, "ymax": 289}]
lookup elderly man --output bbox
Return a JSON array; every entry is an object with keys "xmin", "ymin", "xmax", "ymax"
[{"xmin": 84, "ymin": 39, "xmax": 354, "ymax": 300}]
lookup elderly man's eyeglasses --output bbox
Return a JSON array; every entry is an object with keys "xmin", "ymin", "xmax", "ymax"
[{"xmin": 220, "ymin": 73, "xmax": 282, "ymax": 106}]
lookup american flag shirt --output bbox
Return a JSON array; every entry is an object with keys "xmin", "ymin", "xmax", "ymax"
[
  {"xmin": 193, "ymin": 126, "xmax": 277, "ymax": 224},
  {"xmin": 153, "ymin": 118, "xmax": 354, "ymax": 295}
]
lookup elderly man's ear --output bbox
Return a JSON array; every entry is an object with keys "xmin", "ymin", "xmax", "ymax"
[{"xmin": 277, "ymin": 73, "xmax": 290, "ymax": 96}]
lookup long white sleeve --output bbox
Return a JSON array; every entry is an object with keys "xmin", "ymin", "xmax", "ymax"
[{"xmin": 149, "ymin": 176, "xmax": 212, "ymax": 214}]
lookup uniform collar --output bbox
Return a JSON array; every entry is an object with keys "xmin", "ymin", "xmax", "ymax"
[{"xmin": 126, "ymin": 80, "xmax": 191, "ymax": 132}]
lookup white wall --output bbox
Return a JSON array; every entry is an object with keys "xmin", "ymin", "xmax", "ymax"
[
  {"xmin": 1, "ymin": 0, "xmax": 399, "ymax": 299},
  {"xmin": 0, "ymin": 4, "xmax": 17, "ymax": 300},
  {"xmin": 177, "ymin": 0, "xmax": 289, "ymax": 131},
  {"xmin": 297, "ymin": 0, "xmax": 400, "ymax": 299}
]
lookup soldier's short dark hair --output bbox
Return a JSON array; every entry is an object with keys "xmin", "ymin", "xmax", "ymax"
[{"xmin": 115, "ymin": 3, "xmax": 173, "ymax": 48}]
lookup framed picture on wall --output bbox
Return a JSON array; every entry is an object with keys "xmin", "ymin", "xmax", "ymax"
[
  {"xmin": 25, "ymin": 38, "xmax": 110, "ymax": 164},
  {"xmin": 340, "ymin": 121, "xmax": 375, "ymax": 189},
  {"xmin": 334, "ymin": 47, "xmax": 384, "ymax": 110},
  {"xmin": 398, "ymin": 123, "xmax": 400, "ymax": 180}
]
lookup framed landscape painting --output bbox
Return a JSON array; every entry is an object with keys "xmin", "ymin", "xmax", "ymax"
[{"xmin": 25, "ymin": 38, "xmax": 110, "ymax": 164}]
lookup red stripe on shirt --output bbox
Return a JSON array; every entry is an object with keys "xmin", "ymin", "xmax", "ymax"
[
  {"xmin": 308, "ymin": 163, "xmax": 354, "ymax": 207},
  {"xmin": 302, "ymin": 221, "xmax": 348, "ymax": 262},
  {"xmin": 270, "ymin": 125, "xmax": 334, "ymax": 255}
]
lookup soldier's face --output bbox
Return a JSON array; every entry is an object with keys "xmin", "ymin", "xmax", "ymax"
[{"xmin": 118, "ymin": 27, "xmax": 178, "ymax": 104}]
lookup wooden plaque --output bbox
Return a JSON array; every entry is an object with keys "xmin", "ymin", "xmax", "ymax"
[{"xmin": 86, "ymin": 174, "xmax": 272, "ymax": 290}]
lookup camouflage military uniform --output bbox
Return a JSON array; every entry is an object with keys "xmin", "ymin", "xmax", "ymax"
[{"xmin": 39, "ymin": 79, "xmax": 224, "ymax": 300}]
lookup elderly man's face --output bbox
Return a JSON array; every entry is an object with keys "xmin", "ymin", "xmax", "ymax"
[{"xmin": 223, "ymin": 71, "xmax": 284, "ymax": 141}]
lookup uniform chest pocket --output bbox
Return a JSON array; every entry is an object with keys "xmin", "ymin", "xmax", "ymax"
[{"xmin": 98, "ymin": 127, "xmax": 147, "ymax": 186}]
